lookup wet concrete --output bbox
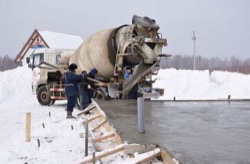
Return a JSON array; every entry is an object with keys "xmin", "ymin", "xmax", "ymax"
[{"xmin": 96, "ymin": 100, "xmax": 250, "ymax": 164}]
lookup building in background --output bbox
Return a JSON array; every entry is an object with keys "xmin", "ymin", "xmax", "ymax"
[{"xmin": 15, "ymin": 29, "xmax": 83, "ymax": 65}]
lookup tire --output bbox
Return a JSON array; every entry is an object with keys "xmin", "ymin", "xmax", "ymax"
[
  {"xmin": 37, "ymin": 86, "xmax": 52, "ymax": 106},
  {"xmin": 95, "ymin": 87, "xmax": 111, "ymax": 100},
  {"xmin": 95, "ymin": 88, "xmax": 105, "ymax": 99}
]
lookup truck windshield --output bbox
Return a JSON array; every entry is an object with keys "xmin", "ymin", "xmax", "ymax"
[
  {"xmin": 56, "ymin": 54, "xmax": 62, "ymax": 65},
  {"xmin": 33, "ymin": 53, "xmax": 44, "ymax": 68}
]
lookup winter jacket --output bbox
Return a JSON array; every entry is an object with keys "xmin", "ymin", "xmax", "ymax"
[
  {"xmin": 87, "ymin": 70, "xmax": 98, "ymax": 90},
  {"xmin": 65, "ymin": 71, "xmax": 83, "ymax": 97},
  {"xmin": 124, "ymin": 72, "xmax": 131, "ymax": 80}
]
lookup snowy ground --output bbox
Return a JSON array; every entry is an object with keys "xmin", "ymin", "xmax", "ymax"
[
  {"xmin": 154, "ymin": 69, "xmax": 250, "ymax": 100},
  {"xmin": 0, "ymin": 66, "xmax": 86, "ymax": 163},
  {"xmin": 0, "ymin": 100, "xmax": 87, "ymax": 163},
  {"xmin": 0, "ymin": 66, "xmax": 249, "ymax": 163}
]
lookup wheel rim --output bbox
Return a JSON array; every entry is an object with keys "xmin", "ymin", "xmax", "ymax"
[
  {"xmin": 96, "ymin": 93, "xmax": 104, "ymax": 99},
  {"xmin": 41, "ymin": 91, "xmax": 49, "ymax": 102}
]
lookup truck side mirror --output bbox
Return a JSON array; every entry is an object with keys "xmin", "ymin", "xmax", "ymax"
[{"xmin": 26, "ymin": 57, "xmax": 30, "ymax": 64}]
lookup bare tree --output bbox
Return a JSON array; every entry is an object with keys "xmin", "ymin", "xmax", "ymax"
[
  {"xmin": 0, "ymin": 55, "xmax": 20, "ymax": 72},
  {"xmin": 160, "ymin": 54, "xmax": 250, "ymax": 74}
]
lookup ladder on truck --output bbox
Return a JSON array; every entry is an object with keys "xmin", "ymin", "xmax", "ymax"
[{"xmin": 50, "ymin": 84, "xmax": 66, "ymax": 100}]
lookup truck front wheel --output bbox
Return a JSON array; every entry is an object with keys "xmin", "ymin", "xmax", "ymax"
[{"xmin": 37, "ymin": 86, "xmax": 52, "ymax": 106}]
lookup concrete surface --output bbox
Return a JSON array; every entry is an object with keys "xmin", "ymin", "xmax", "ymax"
[{"xmin": 96, "ymin": 100, "xmax": 250, "ymax": 164}]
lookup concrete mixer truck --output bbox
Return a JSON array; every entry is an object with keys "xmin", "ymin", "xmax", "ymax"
[{"xmin": 26, "ymin": 15, "xmax": 168, "ymax": 106}]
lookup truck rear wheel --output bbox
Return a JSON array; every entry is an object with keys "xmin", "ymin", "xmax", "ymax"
[
  {"xmin": 95, "ymin": 87, "xmax": 111, "ymax": 100},
  {"xmin": 37, "ymin": 86, "xmax": 52, "ymax": 106}
]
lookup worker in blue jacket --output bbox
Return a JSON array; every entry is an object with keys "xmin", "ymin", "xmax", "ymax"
[
  {"xmin": 65, "ymin": 63, "xmax": 83, "ymax": 118},
  {"xmin": 78, "ymin": 68, "xmax": 99, "ymax": 110},
  {"xmin": 124, "ymin": 66, "xmax": 138, "ymax": 99}
]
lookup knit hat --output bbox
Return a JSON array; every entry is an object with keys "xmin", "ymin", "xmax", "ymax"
[
  {"xmin": 90, "ymin": 68, "xmax": 98, "ymax": 75},
  {"xmin": 68, "ymin": 63, "xmax": 77, "ymax": 71}
]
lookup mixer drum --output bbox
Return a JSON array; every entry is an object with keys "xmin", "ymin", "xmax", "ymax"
[{"xmin": 69, "ymin": 28, "xmax": 117, "ymax": 78}]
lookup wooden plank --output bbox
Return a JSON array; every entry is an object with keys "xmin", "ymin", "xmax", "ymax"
[
  {"xmin": 91, "ymin": 100, "xmax": 123, "ymax": 145},
  {"xmin": 86, "ymin": 77, "xmax": 107, "ymax": 87},
  {"xmin": 50, "ymin": 88, "xmax": 64, "ymax": 91},
  {"xmin": 93, "ymin": 132, "xmax": 115, "ymax": 143},
  {"xmin": 80, "ymin": 144, "xmax": 125, "ymax": 164},
  {"xmin": 87, "ymin": 114, "xmax": 102, "ymax": 123},
  {"xmin": 26, "ymin": 112, "xmax": 31, "ymax": 142},
  {"xmin": 135, "ymin": 149, "xmax": 161, "ymax": 164},
  {"xmin": 161, "ymin": 149, "xmax": 174, "ymax": 164},
  {"xmin": 124, "ymin": 144, "xmax": 157, "ymax": 154},
  {"xmin": 77, "ymin": 105, "xmax": 96, "ymax": 116},
  {"xmin": 113, "ymin": 132, "xmax": 123, "ymax": 145},
  {"xmin": 92, "ymin": 119, "xmax": 107, "ymax": 132}
]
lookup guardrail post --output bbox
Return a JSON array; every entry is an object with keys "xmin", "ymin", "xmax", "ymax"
[{"xmin": 137, "ymin": 97, "xmax": 145, "ymax": 133}]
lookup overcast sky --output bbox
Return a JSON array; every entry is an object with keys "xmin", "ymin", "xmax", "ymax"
[{"xmin": 0, "ymin": 0, "xmax": 249, "ymax": 59}]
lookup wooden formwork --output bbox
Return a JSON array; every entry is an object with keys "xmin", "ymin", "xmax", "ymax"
[{"xmin": 78, "ymin": 100, "xmax": 175, "ymax": 164}]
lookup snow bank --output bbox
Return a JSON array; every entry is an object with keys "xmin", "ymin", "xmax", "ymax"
[
  {"xmin": 154, "ymin": 69, "xmax": 250, "ymax": 100},
  {"xmin": 1, "ymin": 66, "xmax": 250, "ymax": 104},
  {"xmin": 0, "ymin": 66, "xmax": 33, "ymax": 104}
]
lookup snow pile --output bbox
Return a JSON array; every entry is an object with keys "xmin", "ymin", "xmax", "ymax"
[
  {"xmin": 154, "ymin": 69, "xmax": 250, "ymax": 100},
  {"xmin": 0, "ymin": 66, "xmax": 34, "ymax": 104},
  {"xmin": 1, "ymin": 66, "xmax": 249, "ymax": 103}
]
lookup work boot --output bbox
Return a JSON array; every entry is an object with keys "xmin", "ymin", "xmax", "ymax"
[{"xmin": 66, "ymin": 111, "xmax": 76, "ymax": 119}]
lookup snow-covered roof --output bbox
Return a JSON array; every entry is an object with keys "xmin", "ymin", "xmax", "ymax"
[
  {"xmin": 38, "ymin": 30, "xmax": 83, "ymax": 49},
  {"xmin": 15, "ymin": 29, "xmax": 83, "ymax": 63}
]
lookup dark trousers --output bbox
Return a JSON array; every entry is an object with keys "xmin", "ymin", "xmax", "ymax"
[
  {"xmin": 67, "ymin": 96, "xmax": 77, "ymax": 112},
  {"xmin": 128, "ymin": 84, "xmax": 138, "ymax": 99},
  {"xmin": 79, "ymin": 85, "xmax": 91, "ymax": 109}
]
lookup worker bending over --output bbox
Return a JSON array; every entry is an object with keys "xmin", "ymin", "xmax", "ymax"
[{"xmin": 79, "ymin": 68, "xmax": 99, "ymax": 110}]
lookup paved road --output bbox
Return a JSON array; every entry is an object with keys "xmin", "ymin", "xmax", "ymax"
[{"xmin": 97, "ymin": 100, "xmax": 250, "ymax": 164}]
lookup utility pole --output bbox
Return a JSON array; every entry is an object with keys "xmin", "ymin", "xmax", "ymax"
[{"xmin": 192, "ymin": 31, "xmax": 197, "ymax": 70}]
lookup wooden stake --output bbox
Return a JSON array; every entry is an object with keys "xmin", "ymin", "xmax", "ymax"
[
  {"xmin": 37, "ymin": 139, "xmax": 40, "ymax": 148},
  {"xmin": 85, "ymin": 121, "xmax": 89, "ymax": 157},
  {"xmin": 92, "ymin": 152, "xmax": 96, "ymax": 164},
  {"xmin": 26, "ymin": 112, "xmax": 31, "ymax": 142}
]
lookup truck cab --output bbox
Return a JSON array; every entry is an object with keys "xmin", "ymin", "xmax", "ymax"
[{"xmin": 26, "ymin": 48, "xmax": 74, "ymax": 105}]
